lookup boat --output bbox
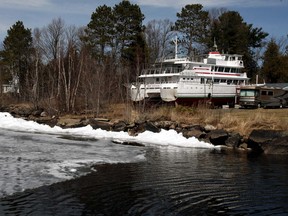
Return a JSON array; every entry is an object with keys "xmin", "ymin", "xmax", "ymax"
[{"xmin": 130, "ymin": 39, "xmax": 250, "ymax": 107}]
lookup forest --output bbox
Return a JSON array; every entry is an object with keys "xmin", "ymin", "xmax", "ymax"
[{"xmin": 0, "ymin": 1, "xmax": 288, "ymax": 115}]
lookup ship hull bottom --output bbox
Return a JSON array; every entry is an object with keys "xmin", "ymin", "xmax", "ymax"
[
  {"xmin": 133, "ymin": 96, "xmax": 237, "ymax": 108},
  {"xmin": 176, "ymin": 97, "xmax": 236, "ymax": 107}
]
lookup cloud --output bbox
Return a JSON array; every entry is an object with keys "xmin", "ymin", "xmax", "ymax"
[
  {"xmin": 1, "ymin": 0, "xmax": 51, "ymax": 9},
  {"xmin": 135, "ymin": 0, "xmax": 283, "ymax": 9}
]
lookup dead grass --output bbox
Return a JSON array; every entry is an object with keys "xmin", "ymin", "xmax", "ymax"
[{"xmin": 111, "ymin": 104, "xmax": 288, "ymax": 137}]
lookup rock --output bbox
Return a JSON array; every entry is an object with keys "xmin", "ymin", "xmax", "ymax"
[
  {"xmin": 154, "ymin": 121, "xmax": 175, "ymax": 130},
  {"xmin": 225, "ymin": 133, "xmax": 242, "ymax": 148},
  {"xmin": 112, "ymin": 140, "xmax": 145, "ymax": 147},
  {"xmin": 261, "ymin": 136, "xmax": 288, "ymax": 155},
  {"xmin": 35, "ymin": 117, "xmax": 58, "ymax": 127},
  {"xmin": 127, "ymin": 121, "xmax": 160, "ymax": 136},
  {"xmin": 182, "ymin": 125, "xmax": 205, "ymax": 139},
  {"xmin": 40, "ymin": 111, "xmax": 48, "ymax": 117},
  {"xmin": 239, "ymin": 143, "xmax": 248, "ymax": 150},
  {"xmin": 57, "ymin": 118, "xmax": 85, "ymax": 128},
  {"xmin": 247, "ymin": 130, "xmax": 288, "ymax": 154},
  {"xmin": 144, "ymin": 121, "xmax": 161, "ymax": 133},
  {"xmin": 207, "ymin": 129, "xmax": 229, "ymax": 146},
  {"xmin": 204, "ymin": 124, "xmax": 216, "ymax": 132},
  {"xmin": 247, "ymin": 130, "xmax": 282, "ymax": 153},
  {"xmin": 12, "ymin": 106, "xmax": 33, "ymax": 117},
  {"xmin": 86, "ymin": 118, "xmax": 112, "ymax": 130},
  {"xmin": 31, "ymin": 109, "xmax": 44, "ymax": 117},
  {"xmin": 112, "ymin": 120, "xmax": 127, "ymax": 132}
]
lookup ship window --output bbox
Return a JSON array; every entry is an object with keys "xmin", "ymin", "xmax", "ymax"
[
  {"xmin": 231, "ymin": 68, "xmax": 236, "ymax": 73},
  {"xmin": 225, "ymin": 67, "xmax": 230, "ymax": 72},
  {"xmin": 214, "ymin": 79, "xmax": 220, "ymax": 83},
  {"xmin": 261, "ymin": 91, "xmax": 266, "ymax": 95},
  {"xmin": 268, "ymin": 91, "xmax": 273, "ymax": 96},
  {"xmin": 215, "ymin": 66, "xmax": 218, "ymax": 71},
  {"xmin": 201, "ymin": 78, "xmax": 205, "ymax": 84},
  {"xmin": 220, "ymin": 79, "xmax": 226, "ymax": 83},
  {"xmin": 156, "ymin": 78, "xmax": 159, "ymax": 82},
  {"xmin": 219, "ymin": 67, "xmax": 224, "ymax": 72}
]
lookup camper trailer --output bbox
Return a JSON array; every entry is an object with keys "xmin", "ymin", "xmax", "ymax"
[{"xmin": 239, "ymin": 84, "xmax": 288, "ymax": 108}]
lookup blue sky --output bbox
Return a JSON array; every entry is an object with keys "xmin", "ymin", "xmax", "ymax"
[{"xmin": 0, "ymin": 0, "xmax": 287, "ymax": 43}]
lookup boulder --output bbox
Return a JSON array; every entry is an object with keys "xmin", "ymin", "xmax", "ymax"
[
  {"xmin": 144, "ymin": 121, "xmax": 161, "ymax": 133},
  {"xmin": 112, "ymin": 120, "xmax": 127, "ymax": 132},
  {"xmin": 207, "ymin": 129, "xmax": 229, "ymax": 146},
  {"xmin": 154, "ymin": 120, "xmax": 175, "ymax": 130},
  {"xmin": 182, "ymin": 125, "xmax": 205, "ymax": 139},
  {"xmin": 127, "ymin": 121, "xmax": 160, "ymax": 136},
  {"xmin": 225, "ymin": 133, "xmax": 242, "ymax": 148},
  {"xmin": 35, "ymin": 117, "xmax": 58, "ymax": 127},
  {"xmin": 261, "ymin": 136, "xmax": 288, "ymax": 154},
  {"xmin": 84, "ymin": 118, "xmax": 112, "ymax": 130},
  {"xmin": 247, "ymin": 130, "xmax": 288, "ymax": 154}
]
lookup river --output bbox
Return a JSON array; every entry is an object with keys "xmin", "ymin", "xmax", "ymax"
[{"xmin": 0, "ymin": 112, "xmax": 288, "ymax": 215}]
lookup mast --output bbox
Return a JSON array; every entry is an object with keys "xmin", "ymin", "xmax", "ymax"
[{"xmin": 173, "ymin": 36, "xmax": 178, "ymax": 59}]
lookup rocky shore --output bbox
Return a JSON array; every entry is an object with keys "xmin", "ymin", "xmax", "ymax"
[{"xmin": 1, "ymin": 104, "xmax": 288, "ymax": 155}]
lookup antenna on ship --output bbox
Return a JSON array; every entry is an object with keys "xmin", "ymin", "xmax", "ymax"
[
  {"xmin": 213, "ymin": 37, "xmax": 218, "ymax": 51},
  {"xmin": 173, "ymin": 36, "xmax": 178, "ymax": 59}
]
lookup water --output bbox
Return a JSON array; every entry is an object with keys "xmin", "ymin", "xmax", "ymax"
[{"xmin": 0, "ymin": 113, "xmax": 288, "ymax": 215}]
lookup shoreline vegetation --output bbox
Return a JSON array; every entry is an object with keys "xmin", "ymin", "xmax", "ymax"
[{"xmin": 1, "ymin": 103, "xmax": 288, "ymax": 155}]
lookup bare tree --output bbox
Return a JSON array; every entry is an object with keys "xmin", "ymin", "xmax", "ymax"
[
  {"xmin": 60, "ymin": 25, "xmax": 84, "ymax": 112},
  {"xmin": 41, "ymin": 18, "xmax": 65, "ymax": 99},
  {"xmin": 31, "ymin": 28, "xmax": 43, "ymax": 108},
  {"xmin": 145, "ymin": 19, "xmax": 175, "ymax": 63}
]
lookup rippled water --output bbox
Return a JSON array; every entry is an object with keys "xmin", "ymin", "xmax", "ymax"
[{"xmin": 1, "ymin": 130, "xmax": 288, "ymax": 215}]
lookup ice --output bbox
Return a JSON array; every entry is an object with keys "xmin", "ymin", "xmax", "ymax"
[
  {"xmin": 0, "ymin": 112, "xmax": 215, "ymax": 149},
  {"xmin": 0, "ymin": 111, "xmax": 215, "ymax": 197}
]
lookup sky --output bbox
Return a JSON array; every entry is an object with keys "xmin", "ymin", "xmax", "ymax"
[{"xmin": 0, "ymin": 0, "xmax": 288, "ymax": 43}]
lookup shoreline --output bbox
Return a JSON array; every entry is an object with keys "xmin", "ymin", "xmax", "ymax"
[{"xmin": 1, "ymin": 104, "xmax": 288, "ymax": 155}]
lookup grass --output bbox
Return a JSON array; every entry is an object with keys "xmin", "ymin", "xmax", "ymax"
[{"xmin": 114, "ymin": 104, "xmax": 288, "ymax": 137}]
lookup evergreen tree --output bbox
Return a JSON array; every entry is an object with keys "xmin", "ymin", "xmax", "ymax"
[
  {"xmin": 85, "ymin": 5, "xmax": 115, "ymax": 60},
  {"xmin": 0, "ymin": 21, "xmax": 33, "ymax": 97},
  {"xmin": 113, "ymin": 0, "xmax": 145, "ymax": 63},
  {"xmin": 261, "ymin": 39, "xmax": 288, "ymax": 83},
  {"xmin": 174, "ymin": 4, "xmax": 210, "ymax": 57},
  {"xmin": 209, "ymin": 11, "xmax": 268, "ymax": 80}
]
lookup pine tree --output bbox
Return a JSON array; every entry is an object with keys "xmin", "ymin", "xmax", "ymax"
[
  {"xmin": 0, "ymin": 21, "xmax": 33, "ymax": 97},
  {"xmin": 85, "ymin": 5, "xmax": 115, "ymax": 60},
  {"xmin": 209, "ymin": 11, "xmax": 268, "ymax": 80},
  {"xmin": 174, "ymin": 4, "xmax": 210, "ymax": 57},
  {"xmin": 113, "ymin": 0, "xmax": 145, "ymax": 63},
  {"xmin": 262, "ymin": 39, "xmax": 283, "ymax": 83}
]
